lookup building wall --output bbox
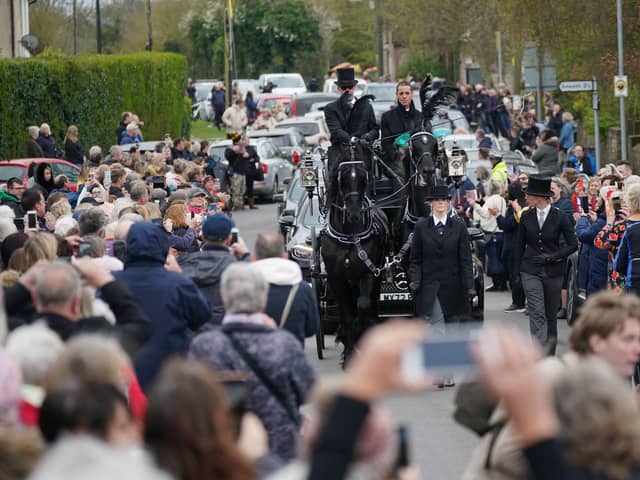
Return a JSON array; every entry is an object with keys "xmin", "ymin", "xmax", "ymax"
[{"xmin": 0, "ymin": 0, "xmax": 30, "ymax": 58}]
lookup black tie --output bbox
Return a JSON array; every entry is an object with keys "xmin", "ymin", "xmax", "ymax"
[{"xmin": 436, "ymin": 222, "xmax": 444, "ymax": 236}]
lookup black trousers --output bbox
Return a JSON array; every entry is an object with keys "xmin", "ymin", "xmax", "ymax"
[{"xmin": 521, "ymin": 271, "xmax": 563, "ymax": 348}]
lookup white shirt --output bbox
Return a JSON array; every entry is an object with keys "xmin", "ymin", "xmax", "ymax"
[
  {"xmin": 537, "ymin": 204, "xmax": 551, "ymax": 226},
  {"xmin": 432, "ymin": 214, "xmax": 448, "ymax": 227}
]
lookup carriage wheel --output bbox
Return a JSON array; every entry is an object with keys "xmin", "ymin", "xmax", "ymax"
[{"xmin": 311, "ymin": 226, "xmax": 324, "ymax": 360}]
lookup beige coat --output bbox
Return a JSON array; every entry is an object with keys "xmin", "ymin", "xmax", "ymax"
[
  {"xmin": 462, "ymin": 354, "xmax": 571, "ymax": 480},
  {"xmin": 222, "ymin": 105, "xmax": 248, "ymax": 134}
]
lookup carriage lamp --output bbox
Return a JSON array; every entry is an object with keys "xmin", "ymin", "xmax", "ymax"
[
  {"xmin": 300, "ymin": 154, "xmax": 318, "ymax": 191},
  {"xmin": 447, "ymin": 144, "xmax": 468, "ymax": 180}
]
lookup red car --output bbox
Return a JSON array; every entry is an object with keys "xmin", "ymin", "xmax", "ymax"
[
  {"xmin": 0, "ymin": 158, "xmax": 81, "ymax": 191},
  {"xmin": 256, "ymin": 94, "xmax": 292, "ymax": 117}
]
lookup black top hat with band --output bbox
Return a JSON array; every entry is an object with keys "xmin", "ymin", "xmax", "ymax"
[
  {"xmin": 425, "ymin": 185, "xmax": 452, "ymax": 200},
  {"xmin": 524, "ymin": 175, "xmax": 552, "ymax": 197},
  {"xmin": 334, "ymin": 67, "xmax": 358, "ymax": 88}
]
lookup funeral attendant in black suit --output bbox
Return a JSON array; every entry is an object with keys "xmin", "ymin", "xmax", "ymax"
[
  {"xmin": 513, "ymin": 175, "xmax": 578, "ymax": 356},
  {"xmin": 408, "ymin": 185, "xmax": 475, "ymax": 333},
  {"xmin": 324, "ymin": 67, "xmax": 379, "ymax": 171},
  {"xmin": 380, "ymin": 80, "xmax": 422, "ymax": 183}
]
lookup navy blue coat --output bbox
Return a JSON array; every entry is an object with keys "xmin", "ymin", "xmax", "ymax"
[
  {"xmin": 575, "ymin": 214, "xmax": 609, "ymax": 295},
  {"xmin": 264, "ymin": 283, "xmax": 319, "ymax": 344},
  {"xmin": 115, "ymin": 222, "xmax": 211, "ymax": 390}
]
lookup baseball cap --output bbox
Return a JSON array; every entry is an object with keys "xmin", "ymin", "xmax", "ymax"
[{"xmin": 202, "ymin": 214, "xmax": 234, "ymax": 240}]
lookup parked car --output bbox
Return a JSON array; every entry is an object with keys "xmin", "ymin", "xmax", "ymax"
[
  {"xmin": 208, "ymin": 138, "xmax": 293, "ymax": 198},
  {"xmin": 258, "ymin": 73, "xmax": 307, "ymax": 95},
  {"xmin": 192, "ymin": 80, "xmax": 219, "ymax": 121},
  {"xmin": 256, "ymin": 94, "xmax": 292, "ymax": 115},
  {"xmin": 275, "ymin": 117, "xmax": 330, "ymax": 147},
  {"xmin": 0, "ymin": 158, "xmax": 81, "ymax": 191},
  {"xmin": 287, "ymin": 93, "xmax": 339, "ymax": 117},
  {"xmin": 234, "ymin": 78, "xmax": 259, "ymax": 98},
  {"xmin": 360, "ymin": 82, "xmax": 397, "ymax": 123},
  {"xmin": 247, "ymin": 128, "xmax": 307, "ymax": 164}
]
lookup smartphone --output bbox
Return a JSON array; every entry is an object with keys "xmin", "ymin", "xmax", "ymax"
[
  {"xmin": 78, "ymin": 241, "xmax": 92, "ymax": 258},
  {"xmin": 151, "ymin": 218, "xmax": 163, "ymax": 226},
  {"xmin": 112, "ymin": 240, "xmax": 127, "ymax": 263},
  {"xmin": 231, "ymin": 227, "xmax": 239, "ymax": 244},
  {"xmin": 580, "ymin": 196, "xmax": 590, "ymax": 213},
  {"xmin": 617, "ymin": 181, "xmax": 624, "ymax": 191},
  {"xmin": 395, "ymin": 425, "xmax": 410, "ymax": 469},
  {"xmin": 208, "ymin": 203, "xmax": 217, "ymax": 215},
  {"xmin": 612, "ymin": 197, "xmax": 622, "ymax": 213},
  {"xmin": 402, "ymin": 336, "xmax": 475, "ymax": 380},
  {"xmin": 222, "ymin": 379, "xmax": 248, "ymax": 438},
  {"xmin": 13, "ymin": 217, "xmax": 24, "ymax": 232},
  {"xmin": 104, "ymin": 169, "xmax": 112, "ymax": 185},
  {"xmin": 190, "ymin": 211, "xmax": 195, "ymax": 220},
  {"xmin": 26, "ymin": 210, "xmax": 37, "ymax": 230}
]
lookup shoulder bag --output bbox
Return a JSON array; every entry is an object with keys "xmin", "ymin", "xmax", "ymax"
[
  {"xmin": 279, "ymin": 282, "xmax": 300, "ymax": 328},
  {"xmin": 224, "ymin": 332, "xmax": 300, "ymax": 426}
]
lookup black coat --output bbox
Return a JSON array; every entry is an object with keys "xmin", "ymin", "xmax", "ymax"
[
  {"xmin": 324, "ymin": 93, "xmax": 378, "ymax": 147},
  {"xmin": 514, "ymin": 206, "xmax": 578, "ymax": 278},
  {"xmin": 64, "ymin": 138, "xmax": 84, "ymax": 165},
  {"xmin": 380, "ymin": 103, "xmax": 422, "ymax": 163},
  {"xmin": 225, "ymin": 145, "xmax": 258, "ymax": 176},
  {"xmin": 36, "ymin": 134, "xmax": 60, "ymax": 158},
  {"xmin": 409, "ymin": 215, "xmax": 474, "ymax": 321},
  {"xmin": 26, "ymin": 138, "xmax": 43, "ymax": 158}
]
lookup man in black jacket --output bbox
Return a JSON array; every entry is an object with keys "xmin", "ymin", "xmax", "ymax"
[
  {"xmin": 5, "ymin": 259, "xmax": 151, "ymax": 356},
  {"xmin": 514, "ymin": 175, "xmax": 578, "ymax": 355},
  {"xmin": 324, "ymin": 67, "xmax": 378, "ymax": 171},
  {"xmin": 380, "ymin": 81, "xmax": 422, "ymax": 183}
]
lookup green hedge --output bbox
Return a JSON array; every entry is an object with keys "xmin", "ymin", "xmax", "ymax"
[{"xmin": 0, "ymin": 52, "xmax": 190, "ymax": 160}]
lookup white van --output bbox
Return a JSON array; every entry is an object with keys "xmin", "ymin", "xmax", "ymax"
[{"xmin": 258, "ymin": 73, "xmax": 307, "ymax": 95}]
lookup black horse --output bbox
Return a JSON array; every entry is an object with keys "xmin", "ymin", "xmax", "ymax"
[{"xmin": 321, "ymin": 150, "xmax": 388, "ymax": 362}]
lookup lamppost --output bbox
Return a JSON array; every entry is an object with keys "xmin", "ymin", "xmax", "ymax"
[
  {"xmin": 96, "ymin": 0, "xmax": 102, "ymax": 53},
  {"xmin": 144, "ymin": 0, "xmax": 153, "ymax": 51}
]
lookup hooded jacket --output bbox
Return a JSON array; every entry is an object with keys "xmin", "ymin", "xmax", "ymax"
[
  {"xmin": 252, "ymin": 258, "xmax": 319, "ymax": 344},
  {"xmin": 531, "ymin": 137, "xmax": 559, "ymax": 176},
  {"xmin": 178, "ymin": 243, "xmax": 239, "ymax": 324},
  {"xmin": 0, "ymin": 190, "xmax": 23, "ymax": 217},
  {"xmin": 114, "ymin": 222, "xmax": 211, "ymax": 390}
]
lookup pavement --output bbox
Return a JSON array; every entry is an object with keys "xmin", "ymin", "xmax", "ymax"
[{"xmin": 232, "ymin": 201, "xmax": 571, "ymax": 479}]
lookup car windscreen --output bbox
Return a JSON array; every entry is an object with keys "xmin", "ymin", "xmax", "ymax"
[
  {"xmin": 0, "ymin": 166, "xmax": 26, "ymax": 183},
  {"xmin": 254, "ymin": 135, "xmax": 290, "ymax": 147},
  {"xmin": 287, "ymin": 176, "xmax": 305, "ymax": 202},
  {"xmin": 364, "ymin": 85, "xmax": 396, "ymax": 102},
  {"xmin": 300, "ymin": 197, "xmax": 324, "ymax": 227},
  {"xmin": 261, "ymin": 98, "xmax": 289, "ymax": 110},
  {"xmin": 50, "ymin": 163, "xmax": 80, "ymax": 183},
  {"xmin": 295, "ymin": 96, "xmax": 336, "ymax": 115},
  {"xmin": 268, "ymin": 76, "xmax": 304, "ymax": 88}
]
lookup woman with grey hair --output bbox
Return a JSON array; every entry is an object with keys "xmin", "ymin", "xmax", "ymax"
[
  {"xmin": 27, "ymin": 125, "xmax": 44, "ymax": 157},
  {"xmin": 190, "ymin": 263, "xmax": 317, "ymax": 461},
  {"xmin": 37, "ymin": 123, "xmax": 61, "ymax": 159}
]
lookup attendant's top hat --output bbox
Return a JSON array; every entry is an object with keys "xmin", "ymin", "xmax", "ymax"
[
  {"xmin": 524, "ymin": 175, "xmax": 552, "ymax": 197},
  {"xmin": 425, "ymin": 185, "xmax": 452, "ymax": 200},
  {"xmin": 335, "ymin": 67, "xmax": 358, "ymax": 88}
]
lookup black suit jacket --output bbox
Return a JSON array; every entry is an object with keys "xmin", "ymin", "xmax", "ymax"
[
  {"xmin": 324, "ymin": 93, "xmax": 378, "ymax": 147},
  {"xmin": 514, "ymin": 206, "xmax": 578, "ymax": 278},
  {"xmin": 409, "ymin": 215, "xmax": 474, "ymax": 320},
  {"xmin": 380, "ymin": 104, "xmax": 422, "ymax": 163}
]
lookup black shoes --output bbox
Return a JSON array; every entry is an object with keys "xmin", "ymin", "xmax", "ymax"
[{"xmin": 504, "ymin": 304, "xmax": 526, "ymax": 313}]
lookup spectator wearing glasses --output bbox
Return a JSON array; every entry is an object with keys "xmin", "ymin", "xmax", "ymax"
[{"xmin": 0, "ymin": 177, "xmax": 25, "ymax": 217}]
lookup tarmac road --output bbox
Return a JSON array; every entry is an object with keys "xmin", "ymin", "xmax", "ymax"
[{"xmin": 233, "ymin": 201, "xmax": 571, "ymax": 479}]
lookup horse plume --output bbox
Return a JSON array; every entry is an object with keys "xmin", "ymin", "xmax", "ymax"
[{"xmin": 419, "ymin": 75, "xmax": 459, "ymax": 124}]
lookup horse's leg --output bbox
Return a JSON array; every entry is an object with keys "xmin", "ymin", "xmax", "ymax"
[{"xmin": 356, "ymin": 274, "xmax": 378, "ymax": 344}]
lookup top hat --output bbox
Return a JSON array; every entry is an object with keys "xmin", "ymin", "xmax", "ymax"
[
  {"xmin": 524, "ymin": 175, "xmax": 552, "ymax": 197},
  {"xmin": 334, "ymin": 67, "xmax": 358, "ymax": 88},
  {"xmin": 425, "ymin": 185, "xmax": 452, "ymax": 200}
]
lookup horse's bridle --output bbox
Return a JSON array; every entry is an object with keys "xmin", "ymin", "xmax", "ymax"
[
  {"xmin": 336, "ymin": 160, "xmax": 369, "ymax": 205},
  {"xmin": 409, "ymin": 130, "xmax": 437, "ymax": 178}
]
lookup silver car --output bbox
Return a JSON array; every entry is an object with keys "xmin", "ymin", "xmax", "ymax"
[{"xmin": 209, "ymin": 138, "xmax": 294, "ymax": 198}]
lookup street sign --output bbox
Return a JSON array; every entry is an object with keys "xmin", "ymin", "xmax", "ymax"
[
  {"xmin": 559, "ymin": 80, "xmax": 593, "ymax": 92},
  {"xmin": 614, "ymin": 75, "xmax": 628, "ymax": 97}
]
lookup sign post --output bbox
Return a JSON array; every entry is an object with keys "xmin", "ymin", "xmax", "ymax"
[{"xmin": 559, "ymin": 79, "xmax": 600, "ymax": 170}]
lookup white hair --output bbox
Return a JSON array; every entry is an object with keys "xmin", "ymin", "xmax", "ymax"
[
  {"xmin": 0, "ymin": 205, "xmax": 16, "ymax": 220},
  {"xmin": 40, "ymin": 123, "xmax": 50, "ymax": 134},
  {"xmin": 28, "ymin": 125, "xmax": 40, "ymax": 139},
  {"xmin": 0, "ymin": 218, "xmax": 17, "ymax": 242},
  {"xmin": 29, "ymin": 436, "xmax": 172, "ymax": 480},
  {"xmin": 221, "ymin": 263, "xmax": 268, "ymax": 314},
  {"xmin": 89, "ymin": 145, "xmax": 102, "ymax": 157},
  {"xmin": 54, "ymin": 216, "xmax": 79, "ymax": 237},
  {"xmin": 5, "ymin": 323, "xmax": 64, "ymax": 386}
]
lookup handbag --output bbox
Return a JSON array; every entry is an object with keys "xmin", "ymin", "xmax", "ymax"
[
  {"xmin": 224, "ymin": 332, "xmax": 300, "ymax": 426},
  {"xmin": 249, "ymin": 160, "xmax": 264, "ymax": 181}
]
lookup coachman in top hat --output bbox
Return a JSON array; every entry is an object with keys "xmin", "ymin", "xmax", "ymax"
[{"xmin": 323, "ymin": 67, "xmax": 379, "ymax": 170}]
